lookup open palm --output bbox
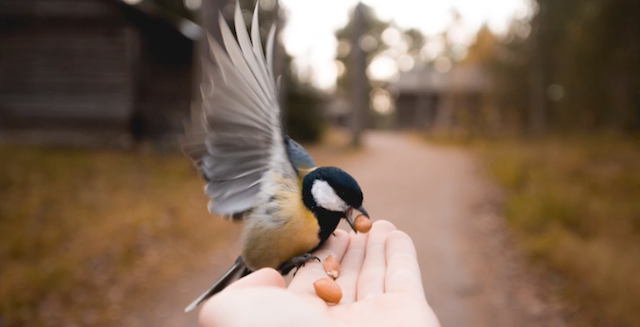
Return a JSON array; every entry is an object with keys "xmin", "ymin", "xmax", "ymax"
[{"xmin": 199, "ymin": 221, "xmax": 440, "ymax": 327}]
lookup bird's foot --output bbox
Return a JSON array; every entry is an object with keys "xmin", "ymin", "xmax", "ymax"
[{"xmin": 277, "ymin": 253, "xmax": 320, "ymax": 276}]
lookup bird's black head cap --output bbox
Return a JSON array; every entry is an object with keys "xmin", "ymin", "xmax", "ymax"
[
  {"xmin": 302, "ymin": 166, "xmax": 363, "ymax": 213},
  {"xmin": 302, "ymin": 166, "xmax": 368, "ymax": 245}
]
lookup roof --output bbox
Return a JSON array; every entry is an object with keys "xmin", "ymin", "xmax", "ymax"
[
  {"xmin": 0, "ymin": 0, "xmax": 202, "ymax": 41},
  {"xmin": 107, "ymin": 0, "xmax": 202, "ymax": 40},
  {"xmin": 390, "ymin": 65, "xmax": 491, "ymax": 94}
]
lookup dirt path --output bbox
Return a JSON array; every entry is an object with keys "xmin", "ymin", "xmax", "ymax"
[
  {"xmin": 142, "ymin": 132, "xmax": 566, "ymax": 327},
  {"xmin": 330, "ymin": 132, "xmax": 566, "ymax": 327}
]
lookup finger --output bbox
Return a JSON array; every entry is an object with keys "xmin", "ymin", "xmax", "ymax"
[
  {"xmin": 357, "ymin": 220, "xmax": 397, "ymax": 300},
  {"xmin": 384, "ymin": 230, "xmax": 426, "ymax": 300},
  {"xmin": 288, "ymin": 229, "xmax": 350, "ymax": 296},
  {"xmin": 335, "ymin": 231, "xmax": 368, "ymax": 303},
  {"xmin": 226, "ymin": 268, "xmax": 286, "ymax": 291},
  {"xmin": 201, "ymin": 287, "xmax": 337, "ymax": 327}
]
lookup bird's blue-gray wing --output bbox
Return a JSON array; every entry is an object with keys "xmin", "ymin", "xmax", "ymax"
[
  {"xmin": 284, "ymin": 136, "xmax": 316, "ymax": 175},
  {"xmin": 182, "ymin": 2, "xmax": 296, "ymax": 219}
]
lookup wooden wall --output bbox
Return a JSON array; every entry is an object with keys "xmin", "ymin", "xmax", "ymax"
[
  {"xmin": 0, "ymin": 0, "xmax": 195, "ymax": 147},
  {"xmin": 396, "ymin": 93, "xmax": 439, "ymax": 130},
  {"xmin": 135, "ymin": 18, "xmax": 193, "ymax": 140},
  {"xmin": 0, "ymin": 0, "xmax": 135, "ymax": 131}
]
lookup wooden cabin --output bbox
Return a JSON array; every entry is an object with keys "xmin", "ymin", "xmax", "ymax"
[
  {"xmin": 0, "ymin": 0, "xmax": 197, "ymax": 147},
  {"xmin": 390, "ymin": 66, "xmax": 490, "ymax": 130}
]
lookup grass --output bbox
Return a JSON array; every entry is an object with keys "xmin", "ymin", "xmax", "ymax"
[
  {"xmin": 0, "ymin": 146, "xmax": 240, "ymax": 327},
  {"xmin": 467, "ymin": 135, "xmax": 640, "ymax": 327}
]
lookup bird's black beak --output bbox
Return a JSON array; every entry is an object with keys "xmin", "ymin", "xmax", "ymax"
[{"xmin": 345, "ymin": 206, "xmax": 369, "ymax": 232}]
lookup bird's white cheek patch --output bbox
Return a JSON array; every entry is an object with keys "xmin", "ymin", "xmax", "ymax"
[{"xmin": 311, "ymin": 180, "xmax": 348, "ymax": 212}]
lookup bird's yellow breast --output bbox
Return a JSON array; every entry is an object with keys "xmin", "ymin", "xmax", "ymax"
[{"xmin": 240, "ymin": 173, "xmax": 319, "ymax": 271}]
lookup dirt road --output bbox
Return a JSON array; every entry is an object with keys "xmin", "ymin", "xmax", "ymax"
[
  {"xmin": 327, "ymin": 133, "xmax": 566, "ymax": 327},
  {"xmin": 142, "ymin": 132, "xmax": 565, "ymax": 327}
]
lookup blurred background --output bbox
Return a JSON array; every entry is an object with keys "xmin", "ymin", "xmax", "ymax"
[{"xmin": 0, "ymin": 0, "xmax": 638, "ymax": 326}]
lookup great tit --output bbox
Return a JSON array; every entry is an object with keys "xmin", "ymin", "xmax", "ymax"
[{"xmin": 182, "ymin": 2, "xmax": 369, "ymax": 313}]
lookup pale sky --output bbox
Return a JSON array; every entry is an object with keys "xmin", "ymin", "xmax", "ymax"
[{"xmin": 279, "ymin": 0, "xmax": 534, "ymax": 90}]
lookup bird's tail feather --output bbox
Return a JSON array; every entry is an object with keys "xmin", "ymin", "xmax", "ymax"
[{"xmin": 184, "ymin": 257, "xmax": 248, "ymax": 312}]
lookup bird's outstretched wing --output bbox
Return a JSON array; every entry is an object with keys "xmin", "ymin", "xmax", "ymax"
[{"xmin": 182, "ymin": 2, "xmax": 297, "ymax": 219}]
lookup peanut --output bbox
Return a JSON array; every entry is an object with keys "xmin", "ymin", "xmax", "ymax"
[
  {"xmin": 354, "ymin": 215, "xmax": 372, "ymax": 233},
  {"xmin": 313, "ymin": 278, "xmax": 342, "ymax": 304},
  {"xmin": 323, "ymin": 255, "xmax": 340, "ymax": 279}
]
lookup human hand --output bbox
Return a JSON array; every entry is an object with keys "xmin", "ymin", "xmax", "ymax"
[{"xmin": 199, "ymin": 220, "xmax": 441, "ymax": 327}]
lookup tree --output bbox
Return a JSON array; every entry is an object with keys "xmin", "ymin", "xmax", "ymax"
[{"xmin": 464, "ymin": 0, "xmax": 640, "ymax": 134}]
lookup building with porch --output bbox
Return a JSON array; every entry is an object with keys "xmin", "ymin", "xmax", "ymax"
[
  {"xmin": 390, "ymin": 66, "xmax": 490, "ymax": 130},
  {"xmin": 0, "ymin": 0, "xmax": 199, "ymax": 147}
]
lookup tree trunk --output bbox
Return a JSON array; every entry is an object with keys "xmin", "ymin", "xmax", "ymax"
[{"xmin": 350, "ymin": 3, "xmax": 367, "ymax": 147}]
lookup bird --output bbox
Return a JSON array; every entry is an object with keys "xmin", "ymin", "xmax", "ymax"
[{"xmin": 181, "ymin": 1, "xmax": 369, "ymax": 313}]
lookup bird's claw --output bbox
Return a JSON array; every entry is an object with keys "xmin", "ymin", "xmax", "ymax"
[{"xmin": 278, "ymin": 253, "xmax": 320, "ymax": 276}]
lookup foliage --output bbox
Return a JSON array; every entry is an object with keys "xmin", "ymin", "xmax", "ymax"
[
  {"xmin": 475, "ymin": 135, "xmax": 640, "ymax": 326},
  {"xmin": 533, "ymin": 0, "xmax": 640, "ymax": 130},
  {"xmin": 333, "ymin": 4, "xmax": 430, "ymax": 130},
  {"xmin": 334, "ymin": 4, "xmax": 390, "ymax": 93},
  {"xmin": 464, "ymin": 0, "xmax": 640, "ymax": 134},
  {"xmin": 284, "ymin": 82, "xmax": 325, "ymax": 142},
  {"xmin": 0, "ymin": 146, "xmax": 240, "ymax": 327}
]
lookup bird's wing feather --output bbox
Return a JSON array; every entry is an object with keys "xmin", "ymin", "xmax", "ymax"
[
  {"xmin": 183, "ymin": 2, "xmax": 297, "ymax": 219},
  {"xmin": 284, "ymin": 136, "xmax": 316, "ymax": 177}
]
